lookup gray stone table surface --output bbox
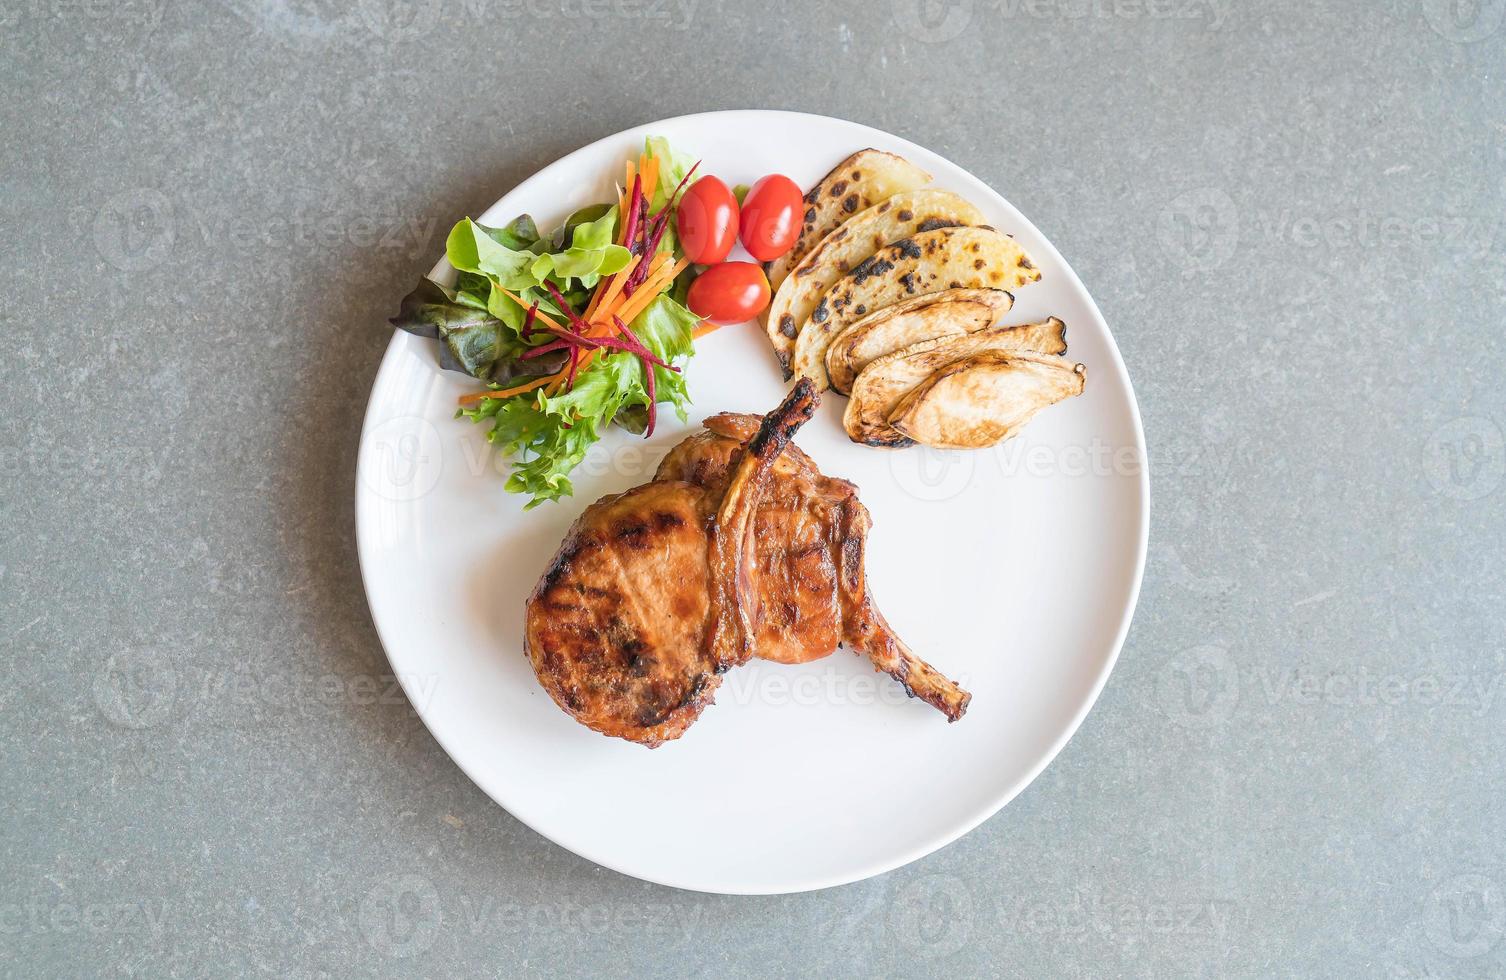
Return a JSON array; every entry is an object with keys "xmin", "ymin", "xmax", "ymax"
[{"xmin": 4, "ymin": 0, "xmax": 1504, "ymax": 975}]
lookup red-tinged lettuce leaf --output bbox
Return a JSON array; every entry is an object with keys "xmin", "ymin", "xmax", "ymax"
[
  {"xmin": 391, "ymin": 277, "xmax": 566, "ymax": 382},
  {"xmin": 390, "ymin": 279, "xmax": 488, "ymax": 339}
]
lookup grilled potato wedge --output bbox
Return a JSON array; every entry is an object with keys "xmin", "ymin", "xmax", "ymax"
[
  {"xmin": 824, "ymin": 288, "xmax": 1014, "ymax": 395},
  {"xmin": 765, "ymin": 190, "xmax": 986, "ymax": 377},
  {"xmin": 765, "ymin": 149, "xmax": 932, "ymax": 297},
  {"xmin": 890, "ymin": 351, "xmax": 1086, "ymax": 449},
  {"xmin": 843, "ymin": 318, "xmax": 1067, "ymax": 447},
  {"xmin": 791, "ymin": 227, "xmax": 1041, "ymax": 390}
]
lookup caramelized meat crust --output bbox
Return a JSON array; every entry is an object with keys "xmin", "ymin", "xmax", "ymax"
[
  {"xmin": 658, "ymin": 413, "xmax": 971, "ymax": 721},
  {"xmin": 524, "ymin": 382, "xmax": 818, "ymax": 747}
]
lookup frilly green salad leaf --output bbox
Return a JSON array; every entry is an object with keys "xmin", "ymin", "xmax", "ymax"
[
  {"xmin": 459, "ymin": 294, "xmax": 697, "ymax": 506},
  {"xmin": 388, "ymin": 136, "xmax": 709, "ymax": 508}
]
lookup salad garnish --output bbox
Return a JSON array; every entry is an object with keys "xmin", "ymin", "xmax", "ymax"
[
  {"xmin": 389, "ymin": 136, "xmax": 801, "ymax": 508},
  {"xmin": 391, "ymin": 138, "xmax": 713, "ymax": 508}
]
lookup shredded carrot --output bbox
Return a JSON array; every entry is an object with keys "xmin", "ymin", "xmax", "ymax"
[
  {"xmin": 693, "ymin": 321, "xmax": 721, "ymax": 340},
  {"xmin": 542, "ymin": 256, "xmax": 688, "ymax": 396},
  {"xmin": 462, "ymin": 151, "xmax": 690, "ymax": 405},
  {"xmin": 583, "ymin": 252, "xmax": 665, "ymax": 332},
  {"xmin": 612, "ymin": 256, "xmax": 688, "ymax": 326},
  {"xmin": 638, "ymin": 153, "xmax": 660, "ymax": 205},
  {"xmin": 497, "ymin": 288, "xmax": 565, "ymax": 332},
  {"xmin": 582, "ymin": 279, "xmax": 609, "ymax": 321},
  {"xmin": 585, "ymin": 255, "xmax": 641, "ymax": 323},
  {"xmin": 458, "ymin": 375, "xmax": 552, "ymax": 405}
]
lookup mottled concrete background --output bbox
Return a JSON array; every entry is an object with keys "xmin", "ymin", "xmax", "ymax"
[{"xmin": 4, "ymin": 0, "xmax": 1504, "ymax": 975}]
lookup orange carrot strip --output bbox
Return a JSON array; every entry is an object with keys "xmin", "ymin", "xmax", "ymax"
[
  {"xmin": 583, "ymin": 281, "xmax": 607, "ymax": 321},
  {"xmin": 612, "ymin": 257, "xmax": 688, "ymax": 326},
  {"xmin": 457, "ymin": 375, "xmax": 553, "ymax": 406},
  {"xmin": 639, "ymin": 154, "xmax": 660, "ymax": 205},
  {"xmin": 497, "ymin": 288, "xmax": 564, "ymax": 331},
  {"xmin": 567, "ymin": 254, "xmax": 690, "ymax": 388},
  {"xmin": 585, "ymin": 253, "xmax": 665, "ymax": 333},
  {"xmin": 692, "ymin": 321, "xmax": 721, "ymax": 340},
  {"xmin": 586, "ymin": 255, "xmax": 642, "ymax": 323}
]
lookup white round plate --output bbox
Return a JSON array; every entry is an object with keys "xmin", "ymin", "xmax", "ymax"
[{"xmin": 356, "ymin": 110, "xmax": 1148, "ymax": 895}]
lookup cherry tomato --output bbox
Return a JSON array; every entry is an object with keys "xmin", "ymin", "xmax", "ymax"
[
  {"xmin": 675, "ymin": 176, "xmax": 739, "ymax": 265},
  {"xmin": 687, "ymin": 262, "xmax": 771, "ymax": 325},
  {"xmin": 738, "ymin": 174, "xmax": 804, "ymax": 262}
]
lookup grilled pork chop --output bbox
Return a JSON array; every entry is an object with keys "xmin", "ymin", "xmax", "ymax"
[
  {"xmin": 657, "ymin": 412, "xmax": 971, "ymax": 722},
  {"xmin": 524, "ymin": 381, "xmax": 818, "ymax": 747},
  {"xmin": 656, "ymin": 419, "xmax": 843, "ymax": 666}
]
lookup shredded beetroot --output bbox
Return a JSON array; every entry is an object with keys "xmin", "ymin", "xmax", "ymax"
[
  {"xmin": 656, "ymin": 160, "xmax": 700, "ymax": 220},
  {"xmin": 541, "ymin": 281, "xmax": 600, "ymax": 341},
  {"xmin": 520, "ymin": 300, "xmax": 539, "ymax": 339},
  {"xmin": 610, "ymin": 316, "xmax": 680, "ymax": 371},
  {"xmin": 520, "ymin": 338, "xmax": 573, "ymax": 359},
  {"xmin": 611, "ymin": 314, "xmax": 678, "ymax": 439},
  {"xmin": 623, "ymin": 161, "xmax": 699, "ymax": 298},
  {"xmin": 531, "ymin": 253, "xmax": 680, "ymax": 402},
  {"xmin": 621, "ymin": 175, "xmax": 645, "ymax": 255},
  {"xmin": 642, "ymin": 352, "xmax": 657, "ymax": 437}
]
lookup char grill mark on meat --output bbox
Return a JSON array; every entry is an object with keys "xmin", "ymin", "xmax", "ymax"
[
  {"xmin": 524, "ymin": 381, "xmax": 818, "ymax": 747},
  {"xmin": 655, "ymin": 413, "xmax": 971, "ymax": 721}
]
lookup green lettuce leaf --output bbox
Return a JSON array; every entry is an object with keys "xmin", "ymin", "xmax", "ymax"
[
  {"xmin": 452, "ymin": 271, "xmax": 492, "ymax": 310},
  {"xmin": 483, "ymin": 214, "xmax": 541, "ymax": 251},
  {"xmin": 553, "ymin": 204, "xmax": 614, "ymax": 250},
  {"xmin": 448, "ymin": 206, "xmax": 629, "ymax": 302},
  {"xmin": 446, "ymin": 218, "xmax": 537, "ymax": 289},
  {"xmin": 643, "ymin": 135, "xmax": 696, "ymax": 212},
  {"xmin": 566, "ymin": 205, "xmax": 618, "ymax": 251},
  {"xmin": 460, "ymin": 293, "xmax": 698, "ymax": 507}
]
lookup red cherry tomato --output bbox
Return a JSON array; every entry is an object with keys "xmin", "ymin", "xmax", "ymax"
[
  {"xmin": 738, "ymin": 174, "xmax": 804, "ymax": 262},
  {"xmin": 687, "ymin": 262, "xmax": 771, "ymax": 325},
  {"xmin": 675, "ymin": 176, "xmax": 739, "ymax": 265}
]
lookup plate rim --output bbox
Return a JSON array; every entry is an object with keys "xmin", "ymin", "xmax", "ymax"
[{"xmin": 355, "ymin": 108, "xmax": 1151, "ymax": 895}]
